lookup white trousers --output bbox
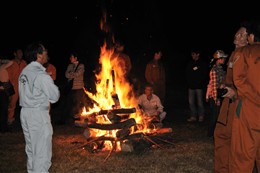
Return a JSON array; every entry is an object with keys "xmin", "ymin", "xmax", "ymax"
[{"xmin": 20, "ymin": 107, "xmax": 53, "ymax": 173}]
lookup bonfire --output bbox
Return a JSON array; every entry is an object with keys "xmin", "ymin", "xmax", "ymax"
[{"xmin": 74, "ymin": 13, "xmax": 172, "ymax": 155}]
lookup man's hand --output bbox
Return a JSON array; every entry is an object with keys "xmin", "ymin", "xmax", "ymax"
[{"xmin": 222, "ymin": 87, "xmax": 236, "ymax": 99}]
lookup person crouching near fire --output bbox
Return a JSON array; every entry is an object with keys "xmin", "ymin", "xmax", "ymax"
[{"xmin": 138, "ymin": 83, "xmax": 166, "ymax": 124}]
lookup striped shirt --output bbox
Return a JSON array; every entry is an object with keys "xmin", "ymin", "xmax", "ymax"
[{"xmin": 65, "ymin": 62, "xmax": 85, "ymax": 90}]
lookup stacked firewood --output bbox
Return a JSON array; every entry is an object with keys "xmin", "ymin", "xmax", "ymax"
[{"xmin": 75, "ymin": 108, "xmax": 173, "ymax": 153}]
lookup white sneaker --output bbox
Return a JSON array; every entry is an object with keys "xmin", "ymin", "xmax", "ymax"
[
  {"xmin": 187, "ymin": 117, "xmax": 196, "ymax": 122},
  {"xmin": 198, "ymin": 116, "xmax": 204, "ymax": 122}
]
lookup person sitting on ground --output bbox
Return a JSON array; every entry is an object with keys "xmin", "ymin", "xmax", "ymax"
[{"xmin": 138, "ymin": 84, "xmax": 166, "ymax": 123}]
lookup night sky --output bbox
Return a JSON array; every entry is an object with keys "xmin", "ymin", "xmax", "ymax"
[{"xmin": 1, "ymin": 1, "xmax": 259, "ymax": 87}]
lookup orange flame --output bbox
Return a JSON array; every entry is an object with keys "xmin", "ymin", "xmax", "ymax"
[{"xmin": 79, "ymin": 12, "xmax": 161, "ymax": 151}]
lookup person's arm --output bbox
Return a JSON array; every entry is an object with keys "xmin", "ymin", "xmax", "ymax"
[
  {"xmin": 155, "ymin": 97, "xmax": 164, "ymax": 114},
  {"xmin": 0, "ymin": 60, "xmax": 13, "ymax": 70},
  {"xmin": 210, "ymin": 69, "xmax": 218, "ymax": 102},
  {"xmin": 65, "ymin": 64, "xmax": 74, "ymax": 80},
  {"xmin": 50, "ymin": 64, "xmax": 56, "ymax": 81},
  {"xmin": 222, "ymin": 55, "xmax": 237, "ymax": 99},
  {"xmin": 40, "ymin": 74, "xmax": 60, "ymax": 104},
  {"xmin": 233, "ymin": 47, "xmax": 260, "ymax": 106},
  {"xmin": 72, "ymin": 64, "xmax": 84, "ymax": 78}
]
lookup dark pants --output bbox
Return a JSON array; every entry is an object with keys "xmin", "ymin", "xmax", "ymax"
[
  {"xmin": 59, "ymin": 88, "xmax": 91, "ymax": 124},
  {"xmin": 188, "ymin": 88, "xmax": 205, "ymax": 117},
  {"xmin": 0, "ymin": 91, "xmax": 9, "ymax": 132},
  {"xmin": 71, "ymin": 89, "xmax": 86, "ymax": 116},
  {"xmin": 208, "ymin": 98, "xmax": 221, "ymax": 137}
]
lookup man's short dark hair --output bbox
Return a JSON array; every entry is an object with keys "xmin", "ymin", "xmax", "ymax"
[
  {"xmin": 144, "ymin": 83, "xmax": 154, "ymax": 90},
  {"xmin": 24, "ymin": 42, "xmax": 46, "ymax": 63}
]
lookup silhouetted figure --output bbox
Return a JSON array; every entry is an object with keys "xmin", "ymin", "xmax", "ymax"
[
  {"xmin": 145, "ymin": 50, "xmax": 165, "ymax": 104},
  {"xmin": 186, "ymin": 50, "xmax": 208, "ymax": 122}
]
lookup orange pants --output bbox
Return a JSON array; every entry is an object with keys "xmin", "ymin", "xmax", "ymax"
[
  {"xmin": 8, "ymin": 85, "xmax": 18, "ymax": 124},
  {"xmin": 214, "ymin": 98, "xmax": 236, "ymax": 173},
  {"xmin": 230, "ymin": 98, "xmax": 260, "ymax": 172}
]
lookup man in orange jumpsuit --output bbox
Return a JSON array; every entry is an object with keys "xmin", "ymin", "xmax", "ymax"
[
  {"xmin": 230, "ymin": 21, "xmax": 260, "ymax": 172},
  {"xmin": 7, "ymin": 48, "xmax": 27, "ymax": 125},
  {"xmin": 214, "ymin": 25, "xmax": 249, "ymax": 173}
]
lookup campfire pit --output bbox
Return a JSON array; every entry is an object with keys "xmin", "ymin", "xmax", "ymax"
[{"xmin": 75, "ymin": 107, "xmax": 173, "ymax": 155}]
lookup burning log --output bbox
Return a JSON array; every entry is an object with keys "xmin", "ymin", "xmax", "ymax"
[
  {"xmin": 75, "ymin": 120, "xmax": 88, "ymax": 128},
  {"xmin": 83, "ymin": 113, "xmax": 97, "ymax": 123},
  {"xmin": 111, "ymin": 93, "xmax": 120, "ymax": 109},
  {"xmin": 116, "ymin": 128, "xmax": 131, "ymax": 139},
  {"xmin": 83, "ymin": 128, "xmax": 98, "ymax": 139},
  {"xmin": 87, "ymin": 118, "xmax": 136, "ymax": 130},
  {"xmin": 98, "ymin": 108, "xmax": 136, "ymax": 115},
  {"xmin": 75, "ymin": 109, "xmax": 135, "ymax": 127},
  {"xmin": 107, "ymin": 111, "xmax": 130, "ymax": 123},
  {"xmin": 86, "ymin": 136, "xmax": 116, "ymax": 143},
  {"xmin": 111, "ymin": 69, "xmax": 121, "ymax": 109},
  {"xmin": 111, "ymin": 69, "xmax": 116, "ymax": 91},
  {"xmin": 80, "ymin": 135, "xmax": 116, "ymax": 153},
  {"xmin": 151, "ymin": 127, "xmax": 173, "ymax": 135},
  {"xmin": 124, "ymin": 132, "xmax": 145, "ymax": 141}
]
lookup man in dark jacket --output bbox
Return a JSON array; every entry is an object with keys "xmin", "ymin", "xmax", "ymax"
[{"xmin": 185, "ymin": 50, "xmax": 208, "ymax": 122}]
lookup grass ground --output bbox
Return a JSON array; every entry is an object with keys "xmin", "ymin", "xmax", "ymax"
[
  {"xmin": 0, "ymin": 83, "xmax": 216, "ymax": 173},
  {"xmin": 0, "ymin": 111, "xmax": 214, "ymax": 173}
]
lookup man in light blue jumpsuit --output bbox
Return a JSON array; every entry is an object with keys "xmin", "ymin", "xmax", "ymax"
[{"xmin": 19, "ymin": 43, "xmax": 60, "ymax": 173}]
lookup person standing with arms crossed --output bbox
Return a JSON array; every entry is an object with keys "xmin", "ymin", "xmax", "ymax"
[
  {"xmin": 19, "ymin": 42, "xmax": 60, "ymax": 173},
  {"xmin": 62, "ymin": 52, "xmax": 87, "ymax": 123}
]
